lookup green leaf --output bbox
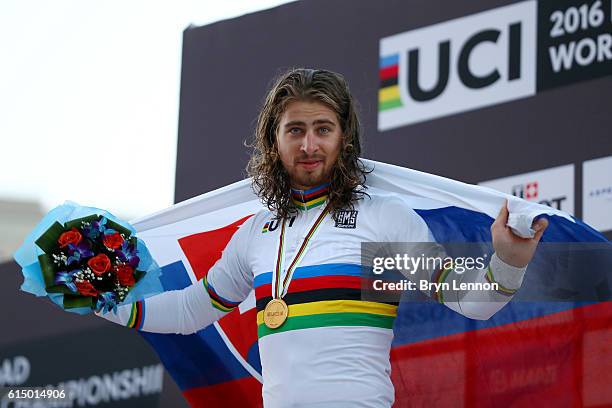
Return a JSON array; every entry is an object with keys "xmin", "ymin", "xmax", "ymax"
[
  {"xmin": 133, "ymin": 269, "xmax": 145, "ymax": 282},
  {"xmin": 105, "ymin": 219, "xmax": 131, "ymax": 237},
  {"xmin": 47, "ymin": 284, "xmax": 76, "ymax": 294},
  {"xmin": 65, "ymin": 215, "xmax": 100, "ymax": 230},
  {"xmin": 38, "ymin": 254, "xmax": 57, "ymax": 287},
  {"xmin": 63, "ymin": 294, "xmax": 94, "ymax": 309},
  {"xmin": 35, "ymin": 222, "xmax": 65, "ymax": 253}
]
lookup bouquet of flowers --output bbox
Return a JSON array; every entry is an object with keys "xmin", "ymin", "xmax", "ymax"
[{"xmin": 14, "ymin": 201, "xmax": 163, "ymax": 314}]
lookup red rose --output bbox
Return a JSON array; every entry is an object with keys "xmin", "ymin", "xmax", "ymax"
[
  {"xmin": 87, "ymin": 254, "xmax": 111, "ymax": 275},
  {"xmin": 58, "ymin": 228, "xmax": 82, "ymax": 248},
  {"xmin": 103, "ymin": 232, "xmax": 124, "ymax": 250},
  {"xmin": 116, "ymin": 264, "xmax": 135, "ymax": 287},
  {"xmin": 75, "ymin": 280, "xmax": 98, "ymax": 297}
]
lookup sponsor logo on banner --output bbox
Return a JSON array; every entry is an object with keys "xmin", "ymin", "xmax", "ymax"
[
  {"xmin": 583, "ymin": 155, "xmax": 612, "ymax": 232},
  {"xmin": 479, "ymin": 164, "xmax": 574, "ymax": 214},
  {"xmin": 512, "ymin": 181, "xmax": 539, "ymax": 200},
  {"xmin": 537, "ymin": 0, "xmax": 612, "ymax": 91},
  {"xmin": 379, "ymin": 0, "xmax": 612, "ymax": 130}
]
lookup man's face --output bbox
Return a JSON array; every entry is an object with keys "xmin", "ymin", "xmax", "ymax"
[{"xmin": 276, "ymin": 100, "xmax": 343, "ymax": 190}]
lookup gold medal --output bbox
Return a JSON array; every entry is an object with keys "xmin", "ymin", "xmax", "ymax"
[
  {"xmin": 263, "ymin": 298, "xmax": 288, "ymax": 329},
  {"xmin": 264, "ymin": 203, "xmax": 329, "ymax": 330}
]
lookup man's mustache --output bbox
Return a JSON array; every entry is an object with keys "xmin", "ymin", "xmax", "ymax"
[{"xmin": 294, "ymin": 154, "xmax": 326, "ymax": 163}]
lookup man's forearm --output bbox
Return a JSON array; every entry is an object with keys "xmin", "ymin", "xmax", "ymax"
[
  {"xmin": 95, "ymin": 279, "xmax": 229, "ymax": 334},
  {"xmin": 442, "ymin": 253, "xmax": 526, "ymax": 320}
]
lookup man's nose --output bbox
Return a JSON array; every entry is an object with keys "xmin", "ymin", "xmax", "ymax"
[{"xmin": 300, "ymin": 129, "xmax": 319, "ymax": 155}]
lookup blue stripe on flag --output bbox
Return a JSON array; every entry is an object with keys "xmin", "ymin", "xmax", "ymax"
[
  {"xmin": 391, "ymin": 300, "xmax": 587, "ymax": 347},
  {"xmin": 397, "ymin": 205, "xmax": 611, "ymax": 347},
  {"xmin": 141, "ymin": 325, "xmax": 252, "ymax": 389},
  {"xmin": 415, "ymin": 207, "xmax": 494, "ymax": 243},
  {"xmin": 541, "ymin": 215, "xmax": 608, "ymax": 243},
  {"xmin": 142, "ymin": 261, "xmax": 254, "ymax": 389},
  {"xmin": 247, "ymin": 342, "xmax": 262, "ymax": 374},
  {"xmin": 415, "ymin": 206, "xmax": 608, "ymax": 244},
  {"xmin": 160, "ymin": 261, "xmax": 192, "ymax": 290}
]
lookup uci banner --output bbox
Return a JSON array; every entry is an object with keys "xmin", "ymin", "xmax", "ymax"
[
  {"xmin": 127, "ymin": 160, "xmax": 612, "ymax": 407},
  {"xmin": 378, "ymin": 0, "xmax": 612, "ymax": 130}
]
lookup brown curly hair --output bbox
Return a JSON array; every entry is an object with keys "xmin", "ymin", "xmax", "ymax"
[{"xmin": 246, "ymin": 68, "xmax": 370, "ymax": 219}]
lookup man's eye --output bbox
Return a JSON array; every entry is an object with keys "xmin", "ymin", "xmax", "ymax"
[
  {"xmin": 290, "ymin": 128, "xmax": 302, "ymax": 134},
  {"xmin": 319, "ymin": 127, "xmax": 330, "ymax": 134}
]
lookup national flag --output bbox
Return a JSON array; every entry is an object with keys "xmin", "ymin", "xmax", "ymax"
[{"xmin": 130, "ymin": 159, "xmax": 612, "ymax": 407}]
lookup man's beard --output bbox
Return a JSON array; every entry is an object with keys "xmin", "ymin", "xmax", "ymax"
[
  {"xmin": 288, "ymin": 165, "xmax": 332, "ymax": 190},
  {"xmin": 293, "ymin": 172, "xmax": 326, "ymax": 189},
  {"xmin": 286, "ymin": 154, "xmax": 333, "ymax": 189}
]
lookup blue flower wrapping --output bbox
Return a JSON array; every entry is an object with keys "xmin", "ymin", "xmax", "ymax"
[{"xmin": 13, "ymin": 201, "xmax": 164, "ymax": 315}]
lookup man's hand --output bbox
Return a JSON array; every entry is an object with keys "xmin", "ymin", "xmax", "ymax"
[{"xmin": 491, "ymin": 199, "xmax": 549, "ymax": 268}]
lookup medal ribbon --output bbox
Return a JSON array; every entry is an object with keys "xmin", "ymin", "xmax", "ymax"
[{"xmin": 273, "ymin": 204, "xmax": 330, "ymax": 299}]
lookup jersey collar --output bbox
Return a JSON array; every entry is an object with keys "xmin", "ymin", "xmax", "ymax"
[{"xmin": 291, "ymin": 182, "xmax": 330, "ymax": 211}]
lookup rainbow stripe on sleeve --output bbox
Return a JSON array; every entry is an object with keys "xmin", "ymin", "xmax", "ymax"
[
  {"xmin": 485, "ymin": 265, "xmax": 518, "ymax": 296},
  {"xmin": 127, "ymin": 301, "xmax": 145, "ymax": 330},
  {"xmin": 203, "ymin": 276, "xmax": 240, "ymax": 312},
  {"xmin": 430, "ymin": 265, "xmax": 453, "ymax": 304}
]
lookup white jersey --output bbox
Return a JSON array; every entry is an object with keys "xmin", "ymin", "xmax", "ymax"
[{"xmin": 100, "ymin": 183, "xmax": 525, "ymax": 407}]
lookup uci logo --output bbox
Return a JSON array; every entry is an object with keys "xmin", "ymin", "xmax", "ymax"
[
  {"xmin": 378, "ymin": 1, "xmax": 537, "ymax": 130},
  {"xmin": 261, "ymin": 216, "xmax": 296, "ymax": 233}
]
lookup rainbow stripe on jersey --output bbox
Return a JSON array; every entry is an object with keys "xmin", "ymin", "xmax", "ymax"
[{"xmin": 255, "ymin": 263, "xmax": 398, "ymax": 338}]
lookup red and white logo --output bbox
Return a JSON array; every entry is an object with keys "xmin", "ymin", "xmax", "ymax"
[
  {"xmin": 525, "ymin": 181, "xmax": 538, "ymax": 199},
  {"xmin": 511, "ymin": 181, "xmax": 539, "ymax": 200},
  {"xmin": 482, "ymin": 165, "xmax": 574, "ymax": 214}
]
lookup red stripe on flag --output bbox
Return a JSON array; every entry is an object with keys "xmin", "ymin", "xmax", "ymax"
[
  {"xmin": 179, "ymin": 214, "xmax": 253, "ymax": 280},
  {"xmin": 217, "ymin": 308, "xmax": 259, "ymax": 361},
  {"xmin": 390, "ymin": 302, "xmax": 612, "ymax": 407},
  {"xmin": 183, "ymin": 376, "xmax": 262, "ymax": 407}
]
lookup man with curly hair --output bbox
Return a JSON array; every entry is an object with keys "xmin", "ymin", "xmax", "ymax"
[{"xmin": 101, "ymin": 68, "xmax": 547, "ymax": 407}]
